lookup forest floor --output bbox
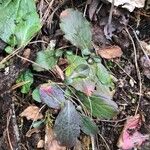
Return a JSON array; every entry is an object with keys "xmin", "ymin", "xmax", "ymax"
[{"xmin": 0, "ymin": 0, "xmax": 150, "ymax": 150}]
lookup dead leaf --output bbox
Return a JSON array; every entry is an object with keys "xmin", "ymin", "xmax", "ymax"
[
  {"xmin": 140, "ymin": 41, "xmax": 150, "ymax": 55},
  {"xmin": 26, "ymin": 128, "xmax": 40, "ymax": 137},
  {"xmin": 20, "ymin": 105, "xmax": 43, "ymax": 121},
  {"xmin": 140, "ymin": 55, "xmax": 150, "ymax": 79},
  {"xmin": 96, "ymin": 45, "xmax": 122, "ymax": 59},
  {"xmin": 37, "ymin": 140, "xmax": 44, "ymax": 148},
  {"xmin": 106, "ymin": 0, "xmax": 146, "ymax": 12},
  {"xmin": 73, "ymin": 140, "xmax": 82, "ymax": 150},
  {"xmin": 117, "ymin": 114, "xmax": 149, "ymax": 150},
  {"xmin": 45, "ymin": 125, "xmax": 66, "ymax": 150},
  {"xmin": 22, "ymin": 48, "xmax": 31, "ymax": 64},
  {"xmin": 81, "ymin": 136, "xmax": 91, "ymax": 150},
  {"xmin": 53, "ymin": 65, "xmax": 64, "ymax": 81}
]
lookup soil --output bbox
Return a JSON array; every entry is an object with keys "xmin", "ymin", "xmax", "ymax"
[{"xmin": 0, "ymin": 0, "xmax": 150, "ymax": 150}]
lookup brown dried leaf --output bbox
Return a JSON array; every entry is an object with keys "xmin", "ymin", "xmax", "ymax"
[
  {"xmin": 140, "ymin": 55, "xmax": 150, "ymax": 79},
  {"xmin": 37, "ymin": 140, "xmax": 44, "ymax": 148},
  {"xmin": 53, "ymin": 65, "xmax": 64, "ymax": 81},
  {"xmin": 97, "ymin": 45, "xmax": 122, "ymax": 59},
  {"xmin": 20, "ymin": 105, "xmax": 43, "ymax": 121},
  {"xmin": 81, "ymin": 136, "xmax": 91, "ymax": 150},
  {"xmin": 26, "ymin": 128, "xmax": 40, "ymax": 137},
  {"xmin": 73, "ymin": 140, "xmax": 82, "ymax": 150},
  {"xmin": 22, "ymin": 48, "xmax": 31, "ymax": 64},
  {"xmin": 140, "ymin": 41, "xmax": 150, "ymax": 55},
  {"xmin": 45, "ymin": 125, "xmax": 66, "ymax": 150}
]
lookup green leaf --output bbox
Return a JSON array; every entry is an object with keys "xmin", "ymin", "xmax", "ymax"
[
  {"xmin": 69, "ymin": 64, "xmax": 90, "ymax": 79},
  {"xmin": 78, "ymin": 92, "xmax": 118, "ymax": 119},
  {"xmin": 65, "ymin": 54, "xmax": 87, "ymax": 77},
  {"xmin": 39, "ymin": 84, "xmax": 66, "ymax": 109},
  {"xmin": 32, "ymin": 88, "xmax": 41, "ymax": 103},
  {"xmin": 16, "ymin": 69, "xmax": 33, "ymax": 94},
  {"xmin": 5, "ymin": 46, "xmax": 13, "ymax": 54},
  {"xmin": 94, "ymin": 81, "xmax": 114, "ymax": 98},
  {"xmin": 60, "ymin": 9, "xmax": 92, "ymax": 51},
  {"xmin": 33, "ymin": 49, "xmax": 58, "ymax": 72},
  {"xmin": 32, "ymin": 119, "xmax": 45, "ymax": 128},
  {"xmin": 96, "ymin": 63, "xmax": 112, "ymax": 85},
  {"xmin": 54, "ymin": 101, "xmax": 81, "ymax": 147},
  {"xmin": 80, "ymin": 115, "xmax": 98, "ymax": 135},
  {"xmin": 0, "ymin": 0, "xmax": 41, "ymax": 47}
]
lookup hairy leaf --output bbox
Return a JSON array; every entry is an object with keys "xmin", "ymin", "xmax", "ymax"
[
  {"xmin": 60, "ymin": 9, "xmax": 92, "ymax": 51},
  {"xmin": 0, "ymin": 0, "xmax": 41, "ymax": 47},
  {"xmin": 39, "ymin": 84, "xmax": 65, "ymax": 109},
  {"xmin": 16, "ymin": 69, "xmax": 33, "ymax": 94},
  {"xmin": 78, "ymin": 92, "xmax": 118, "ymax": 119},
  {"xmin": 33, "ymin": 49, "xmax": 58, "ymax": 72},
  {"xmin": 81, "ymin": 115, "xmax": 98, "ymax": 135},
  {"xmin": 54, "ymin": 101, "xmax": 81, "ymax": 147}
]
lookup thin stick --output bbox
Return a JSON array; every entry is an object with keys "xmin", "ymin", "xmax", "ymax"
[
  {"xmin": 108, "ymin": 0, "xmax": 114, "ymax": 26},
  {"xmin": 125, "ymin": 28, "xmax": 142, "ymax": 115},
  {"xmin": 115, "ymin": 61, "xmax": 136, "ymax": 83},
  {"xmin": 91, "ymin": 135, "xmax": 96, "ymax": 150},
  {"xmin": 99, "ymin": 133, "xmax": 111, "ymax": 150},
  {"xmin": 133, "ymin": 30, "xmax": 150, "ymax": 63},
  {"xmin": 6, "ymin": 111, "xmax": 13, "ymax": 150}
]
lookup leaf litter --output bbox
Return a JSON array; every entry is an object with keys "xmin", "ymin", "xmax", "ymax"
[{"xmin": 20, "ymin": 105, "xmax": 43, "ymax": 121}]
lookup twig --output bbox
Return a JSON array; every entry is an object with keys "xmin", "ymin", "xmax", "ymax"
[
  {"xmin": 11, "ymin": 103, "xmax": 20, "ymax": 143},
  {"xmin": 104, "ymin": 0, "xmax": 115, "ymax": 39},
  {"xmin": 100, "ymin": 117, "xmax": 127, "ymax": 123},
  {"xmin": 41, "ymin": 0, "xmax": 55, "ymax": 24},
  {"xmin": 6, "ymin": 111, "xmax": 13, "ymax": 150},
  {"xmin": 133, "ymin": 30, "xmax": 150, "ymax": 63},
  {"xmin": 91, "ymin": 135, "xmax": 96, "ymax": 150},
  {"xmin": 16, "ymin": 54, "xmax": 55, "ymax": 77},
  {"xmin": 108, "ymin": 0, "xmax": 114, "ymax": 27},
  {"xmin": 114, "ymin": 61, "xmax": 136, "ymax": 83},
  {"xmin": 83, "ymin": 0, "xmax": 89, "ymax": 17},
  {"xmin": 0, "ymin": 47, "xmax": 22, "ymax": 65},
  {"xmin": 29, "ymin": 104, "xmax": 46, "ymax": 130},
  {"xmin": 125, "ymin": 28, "xmax": 142, "ymax": 115},
  {"xmin": 99, "ymin": 133, "xmax": 111, "ymax": 150}
]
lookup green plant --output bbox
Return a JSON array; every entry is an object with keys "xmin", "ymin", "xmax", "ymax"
[
  {"xmin": 31, "ymin": 8, "xmax": 118, "ymax": 148},
  {"xmin": 0, "ymin": 0, "xmax": 41, "ymax": 52}
]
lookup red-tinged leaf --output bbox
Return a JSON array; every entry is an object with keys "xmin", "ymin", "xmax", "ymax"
[
  {"xmin": 72, "ymin": 78, "xmax": 95, "ymax": 96},
  {"xmin": 39, "ymin": 84, "xmax": 66, "ymax": 109},
  {"xmin": 117, "ymin": 114, "xmax": 149, "ymax": 150}
]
